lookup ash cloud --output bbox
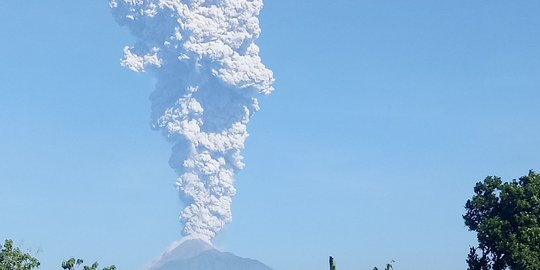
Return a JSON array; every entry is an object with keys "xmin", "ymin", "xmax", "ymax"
[{"xmin": 110, "ymin": 0, "xmax": 274, "ymax": 241}]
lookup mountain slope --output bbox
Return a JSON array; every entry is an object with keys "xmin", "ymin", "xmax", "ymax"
[{"xmin": 147, "ymin": 239, "xmax": 272, "ymax": 270}]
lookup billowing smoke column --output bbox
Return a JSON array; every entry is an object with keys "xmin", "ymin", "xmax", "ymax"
[{"xmin": 110, "ymin": 0, "xmax": 274, "ymax": 241}]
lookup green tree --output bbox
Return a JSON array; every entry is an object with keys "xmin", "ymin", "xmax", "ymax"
[
  {"xmin": 61, "ymin": 257, "xmax": 116, "ymax": 270},
  {"xmin": 1, "ymin": 239, "xmax": 116, "ymax": 270},
  {"xmin": 372, "ymin": 260, "xmax": 394, "ymax": 270},
  {"xmin": 463, "ymin": 170, "xmax": 540, "ymax": 270},
  {"xmin": 0, "ymin": 239, "xmax": 40, "ymax": 270}
]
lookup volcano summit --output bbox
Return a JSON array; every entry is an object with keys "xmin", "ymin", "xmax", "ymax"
[{"xmin": 146, "ymin": 239, "xmax": 272, "ymax": 270}]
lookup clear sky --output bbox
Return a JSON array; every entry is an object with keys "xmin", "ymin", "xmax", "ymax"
[{"xmin": 1, "ymin": 1, "xmax": 539, "ymax": 270}]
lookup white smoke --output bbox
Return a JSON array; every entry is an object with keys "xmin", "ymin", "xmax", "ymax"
[{"xmin": 110, "ymin": 0, "xmax": 274, "ymax": 241}]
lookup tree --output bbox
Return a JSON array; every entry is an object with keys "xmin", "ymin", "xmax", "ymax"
[
  {"xmin": 463, "ymin": 170, "xmax": 540, "ymax": 270},
  {"xmin": 1, "ymin": 239, "xmax": 116, "ymax": 270},
  {"xmin": 0, "ymin": 239, "xmax": 40, "ymax": 270},
  {"xmin": 61, "ymin": 257, "xmax": 116, "ymax": 270},
  {"xmin": 372, "ymin": 260, "xmax": 394, "ymax": 270}
]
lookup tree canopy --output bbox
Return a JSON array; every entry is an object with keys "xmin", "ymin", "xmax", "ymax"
[
  {"xmin": 61, "ymin": 258, "xmax": 116, "ymax": 270},
  {"xmin": 1, "ymin": 239, "xmax": 116, "ymax": 270},
  {"xmin": 0, "ymin": 239, "xmax": 40, "ymax": 270},
  {"xmin": 464, "ymin": 170, "xmax": 540, "ymax": 270}
]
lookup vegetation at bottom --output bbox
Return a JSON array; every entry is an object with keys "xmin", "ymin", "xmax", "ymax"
[
  {"xmin": 0, "ymin": 239, "xmax": 115, "ymax": 270},
  {"xmin": 372, "ymin": 260, "xmax": 394, "ymax": 270}
]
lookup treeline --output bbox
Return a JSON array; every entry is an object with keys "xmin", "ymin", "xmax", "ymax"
[{"xmin": 0, "ymin": 239, "xmax": 115, "ymax": 270}]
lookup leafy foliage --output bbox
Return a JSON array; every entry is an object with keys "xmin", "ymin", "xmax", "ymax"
[
  {"xmin": 61, "ymin": 257, "xmax": 116, "ymax": 270},
  {"xmin": 464, "ymin": 170, "xmax": 540, "ymax": 270},
  {"xmin": 1, "ymin": 239, "xmax": 116, "ymax": 270},
  {"xmin": 372, "ymin": 260, "xmax": 394, "ymax": 270},
  {"xmin": 0, "ymin": 239, "xmax": 40, "ymax": 270}
]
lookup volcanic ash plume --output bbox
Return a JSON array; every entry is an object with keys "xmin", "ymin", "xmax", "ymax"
[{"xmin": 110, "ymin": 0, "xmax": 274, "ymax": 241}]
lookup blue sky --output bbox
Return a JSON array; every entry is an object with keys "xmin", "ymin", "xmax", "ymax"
[{"xmin": 1, "ymin": 1, "xmax": 539, "ymax": 270}]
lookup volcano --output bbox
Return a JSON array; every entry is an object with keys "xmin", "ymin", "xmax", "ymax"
[{"xmin": 146, "ymin": 239, "xmax": 272, "ymax": 270}]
